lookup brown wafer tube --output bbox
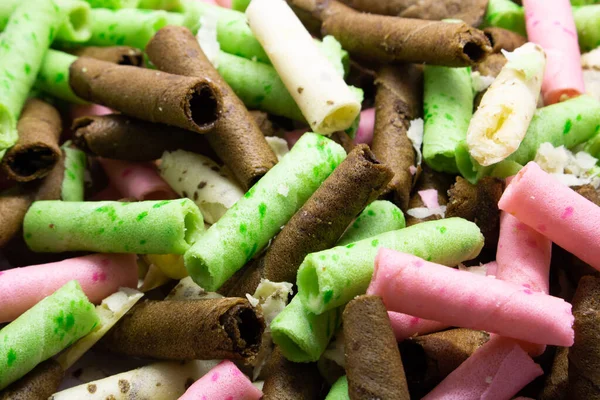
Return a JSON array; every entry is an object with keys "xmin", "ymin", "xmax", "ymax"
[
  {"xmin": 0, "ymin": 186, "xmax": 34, "ymax": 248},
  {"xmin": 540, "ymin": 347, "xmax": 568, "ymax": 400},
  {"xmin": 344, "ymin": 295, "xmax": 410, "ymax": 400},
  {"xmin": 1, "ymin": 99, "xmax": 62, "ymax": 182},
  {"xmin": 101, "ymin": 298, "xmax": 265, "ymax": 361},
  {"xmin": 288, "ymin": 0, "xmax": 492, "ymax": 67},
  {"xmin": 339, "ymin": 0, "xmax": 489, "ymax": 27},
  {"xmin": 474, "ymin": 53, "xmax": 507, "ymax": 78},
  {"xmin": 262, "ymin": 347, "xmax": 324, "ymax": 400},
  {"xmin": 446, "ymin": 176, "xmax": 504, "ymax": 248},
  {"xmin": 400, "ymin": 328, "xmax": 490, "ymax": 398},
  {"xmin": 0, "ymin": 359, "xmax": 63, "ymax": 400},
  {"xmin": 372, "ymin": 64, "xmax": 422, "ymax": 211},
  {"xmin": 483, "ymin": 27, "xmax": 528, "ymax": 53},
  {"xmin": 568, "ymin": 275, "xmax": 600, "ymax": 399},
  {"xmin": 406, "ymin": 164, "xmax": 455, "ymax": 227},
  {"xmin": 72, "ymin": 114, "xmax": 216, "ymax": 162},
  {"xmin": 69, "ymin": 46, "xmax": 144, "ymax": 66},
  {"xmin": 145, "ymin": 26, "xmax": 278, "ymax": 189},
  {"xmin": 69, "ymin": 57, "xmax": 221, "ymax": 134},
  {"xmin": 573, "ymin": 184, "xmax": 600, "ymax": 207}
]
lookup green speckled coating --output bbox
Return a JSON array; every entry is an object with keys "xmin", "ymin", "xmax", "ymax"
[
  {"xmin": 483, "ymin": 0, "xmax": 526, "ymax": 36},
  {"xmin": 0, "ymin": 0, "xmax": 63, "ymax": 156},
  {"xmin": 573, "ymin": 6, "xmax": 600, "ymax": 52},
  {"xmin": 422, "ymin": 66, "xmax": 473, "ymax": 174},
  {"xmin": 297, "ymin": 218, "xmax": 484, "ymax": 315},
  {"xmin": 35, "ymin": 50, "xmax": 85, "ymax": 104},
  {"xmin": 337, "ymin": 200, "xmax": 405, "ymax": 246},
  {"xmin": 82, "ymin": 0, "xmax": 141, "ymax": 9},
  {"xmin": 61, "ymin": 146, "xmax": 86, "ymax": 202},
  {"xmin": 326, "ymin": 376, "xmax": 350, "ymax": 400},
  {"xmin": 23, "ymin": 199, "xmax": 204, "ymax": 254},
  {"xmin": 0, "ymin": 281, "xmax": 98, "ymax": 391},
  {"xmin": 185, "ymin": 132, "xmax": 346, "ymax": 291},
  {"xmin": 270, "ymin": 296, "xmax": 342, "ymax": 363}
]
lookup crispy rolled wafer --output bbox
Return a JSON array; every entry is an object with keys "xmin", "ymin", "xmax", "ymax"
[
  {"xmin": 262, "ymin": 347, "xmax": 324, "ymax": 400},
  {"xmin": 406, "ymin": 165, "xmax": 455, "ymax": 226},
  {"xmin": 72, "ymin": 114, "xmax": 215, "ymax": 162},
  {"xmin": 288, "ymin": 0, "xmax": 492, "ymax": 67},
  {"xmin": 483, "ymin": 27, "xmax": 528, "ymax": 53},
  {"xmin": 0, "ymin": 359, "xmax": 63, "ymax": 400},
  {"xmin": 101, "ymin": 298, "xmax": 265, "ymax": 361},
  {"xmin": 573, "ymin": 184, "xmax": 600, "ymax": 207},
  {"xmin": 372, "ymin": 64, "xmax": 422, "ymax": 210},
  {"xmin": 473, "ymin": 53, "xmax": 507, "ymax": 78},
  {"xmin": 69, "ymin": 57, "xmax": 221, "ymax": 134},
  {"xmin": 400, "ymin": 329, "xmax": 490, "ymax": 399},
  {"xmin": 446, "ymin": 176, "xmax": 504, "ymax": 248},
  {"xmin": 568, "ymin": 275, "xmax": 600, "ymax": 399},
  {"xmin": 343, "ymin": 295, "xmax": 410, "ymax": 400},
  {"xmin": 540, "ymin": 347, "xmax": 568, "ymax": 400},
  {"xmin": 146, "ymin": 25, "xmax": 277, "ymax": 189},
  {"xmin": 1, "ymin": 99, "xmax": 61, "ymax": 182},
  {"xmin": 0, "ymin": 187, "xmax": 34, "ymax": 248},
  {"xmin": 69, "ymin": 46, "xmax": 144, "ymax": 66}
]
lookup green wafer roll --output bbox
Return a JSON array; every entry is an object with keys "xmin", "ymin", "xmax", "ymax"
[
  {"xmin": 35, "ymin": 50, "xmax": 85, "ymax": 104},
  {"xmin": 138, "ymin": 0, "xmax": 182, "ymax": 10},
  {"xmin": 0, "ymin": 0, "xmax": 63, "ymax": 157},
  {"xmin": 0, "ymin": 281, "xmax": 98, "ymax": 391},
  {"xmin": 270, "ymin": 296, "xmax": 342, "ymax": 363},
  {"xmin": 422, "ymin": 66, "xmax": 474, "ymax": 174},
  {"xmin": 297, "ymin": 218, "xmax": 484, "ymax": 315},
  {"xmin": 61, "ymin": 145, "xmax": 86, "ymax": 202},
  {"xmin": 483, "ymin": 0, "xmax": 526, "ymax": 36},
  {"xmin": 23, "ymin": 199, "xmax": 204, "ymax": 254},
  {"xmin": 83, "ymin": 0, "xmax": 141, "ymax": 8},
  {"xmin": 337, "ymin": 200, "xmax": 406, "ymax": 246},
  {"xmin": 326, "ymin": 376, "xmax": 350, "ymax": 400},
  {"xmin": 583, "ymin": 131, "xmax": 600, "ymax": 158},
  {"xmin": 185, "ymin": 132, "xmax": 346, "ymax": 291},
  {"xmin": 573, "ymin": 5, "xmax": 600, "ymax": 52},
  {"xmin": 231, "ymin": 0, "xmax": 251, "ymax": 12}
]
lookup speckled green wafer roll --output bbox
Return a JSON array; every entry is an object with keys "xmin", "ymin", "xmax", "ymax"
[
  {"xmin": 61, "ymin": 145, "xmax": 86, "ymax": 202},
  {"xmin": 422, "ymin": 66, "xmax": 474, "ymax": 174},
  {"xmin": 573, "ymin": 5, "xmax": 600, "ymax": 52},
  {"xmin": 270, "ymin": 296, "xmax": 342, "ymax": 363},
  {"xmin": 185, "ymin": 132, "xmax": 346, "ymax": 291},
  {"xmin": 0, "ymin": 0, "xmax": 63, "ymax": 157},
  {"xmin": 583, "ymin": 131, "xmax": 600, "ymax": 158},
  {"xmin": 23, "ymin": 199, "xmax": 204, "ymax": 254},
  {"xmin": 216, "ymin": 52, "xmax": 304, "ymax": 121},
  {"xmin": 297, "ymin": 217, "xmax": 484, "ymax": 315},
  {"xmin": 326, "ymin": 376, "xmax": 350, "ymax": 400},
  {"xmin": 35, "ymin": 50, "xmax": 84, "ymax": 104},
  {"xmin": 83, "ymin": 0, "xmax": 141, "ymax": 8},
  {"xmin": 483, "ymin": 0, "xmax": 526, "ymax": 36},
  {"xmin": 337, "ymin": 200, "xmax": 406, "ymax": 246},
  {"xmin": 0, "ymin": 281, "xmax": 98, "ymax": 391}
]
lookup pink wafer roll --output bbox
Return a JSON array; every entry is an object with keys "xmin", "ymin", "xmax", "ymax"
[
  {"xmin": 523, "ymin": 0, "xmax": 585, "ymax": 105},
  {"xmin": 369, "ymin": 248, "xmax": 574, "ymax": 346},
  {"xmin": 388, "ymin": 312, "xmax": 449, "ymax": 342},
  {"xmin": 422, "ymin": 336, "xmax": 543, "ymax": 400},
  {"xmin": 499, "ymin": 161, "xmax": 600, "ymax": 271},
  {"xmin": 284, "ymin": 129, "xmax": 309, "ymax": 148},
  {"xmin": 484, "ymin": 261, "xmax": 498, "ymax": 276},
  {"xmin": 179, "ymin": 360, "xmax": 262, "ymax": 400},
  {"xmin": 354, "ymin": 108, "xmax": 375, "ymax": 145},
  {"xmin": 98, "ymin": 158, "xmax": 176, "ymax": 201},
  {"xmin": 69, "ymin": 104, "xmax": 112, "ymax": 120},
  {"xmin": 0, "ymin": 253, "xmax": 137, "ymax": 322}
]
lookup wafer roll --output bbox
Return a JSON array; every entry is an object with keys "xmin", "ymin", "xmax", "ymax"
[
  {"xmin": 0, "ymin": 187, "xmax": 33, "ymax": 248},
  {"xmin": 406, "ymin": 165, "xmax": 455, "ymax": 226},
  {"xmin": 101, "ymin": 298, "xmax": 265, "ymax": 361},
  {"xmin": 574, "ymin": 184, "xmax": 600, "ymax": 207},
  {"xmin": 568, "ymin": 275, "xmax": 600, "ymax": 399},
  {"xmin": 72, "ymin": 114, "xmax": 215, "ymax": 162},
  {"xmin": 474, "ymin": 53, "xmax": 507, "ymax": 78},
  {"xmin": 372, "ymin": 64, "xmax": 422, "ymax": 211},
  {"xmin": 262, "ymin": 347, "xmax": 324, "ymax": 400},
  {"xmin": 69, "ymin": 57, "xmax": 221, "ymax": 133},
  {"xmin": 1, "ymin": 99, "xmax": 61, "ymax": 182},
  {"xmin": 288, "ymin": 0, "xmax": 492, "ymax": 67},
  {"xmin": 146, "ymin": 26, "xmax": 277, "ymax": 189},
  {"xmin": 540, "ymin": 347, "xmax": 568, "ymax": 400},
  {"xmin": 69, "ymin": 46, "xmax": 144, "ymax": 66},
  {"xmin": 483, "ymin": 27, "xmax": 528, "ymax": 53},
  {"xmin": 0, "ymin": 359, "xmax": 63, "ymax": 400}
]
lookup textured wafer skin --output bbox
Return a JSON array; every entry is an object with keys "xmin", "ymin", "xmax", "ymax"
[
  {"xmin": 483, "ymin": 27, "xmax": 527, "ymax": 53},
  {"xmin": 262, "ymin": 347, "xmax": 323, "ymax": 400},
  {"xmin": 70, "ymin": 46, "xmax": 144, "ymax": 66},
  {"xmin": 0, "ymin": 359, "xmax": 63, "ymax": 400}
]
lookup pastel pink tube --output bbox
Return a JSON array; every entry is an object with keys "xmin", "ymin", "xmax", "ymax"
[
  {"xmin": 523, "ymin": 0, "xmax": 585, "ymax": 105},
  {"xmin": 354, "ymin": 108, "xmax": 375, "ymax": 145},
  {"xmin": 70, "ymin": 104, "xmax": 112, "ymax": 119},
  {"xmin": 499, "ymin": 161, "xmax": 600, "ymax": 271},
  {"xmin": 387, "ymin": 312, "xmax": 449, "ymax": 342},
  {"xmin": 422, "ymin": 336, "xmax": 543, "ymax": 400},
  {"xmin": 368, "ymin": 248, "xmax": 574, "ymax": 346},
  {"xmin": 284, "ymin": 128, "xmax": 309, "ymax": 148},
  {"xmin": 0, "ymin": 253, "xmax": 138, "ymax": 322},
  {"xmin": 98, "ymin": 158, "xmax": 176, "ymax": 201},
  {"xmin": 178, "ymin": 360, "xmax": 262, "ymax": 400}
]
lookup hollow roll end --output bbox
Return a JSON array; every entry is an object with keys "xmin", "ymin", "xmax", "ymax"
[
  {"xmin": 461, "ymin": 28, "xmax": 493, "ymax": 65},
  {"xmin": 186, "ymin": 82, "xmax": 222, "ymax": 134},
  {"xmin": 221, "ymin": 302, "xmax": 265, "ymax": 360},
  {"xmin": 3, "ymin": 144, "xmax": 60, "ymax": 182},
  {"xmin": 62, "ymin": 2, "xmax": 92, "ymax": 43},
  {"xmin": 296, "ymin": 258, "xmax": 326, "ymax": 315},
  {"xmin": 184, "ymin": 252, "xmax": 219, "ymax": 292},
  {"xmin": 313, "ymin": 102, "xmax": 361, "ymax": 135}
]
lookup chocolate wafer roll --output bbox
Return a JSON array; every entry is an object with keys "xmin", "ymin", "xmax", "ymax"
[
  {"xmin": 0, "ymin": 186, "xmax": 34, "ymax": 248},
  {"xmin": 568, "ymin": 275, "xmax": 600, "ymax": 399},
  {"xmin": 146, "ymin": 26, "xmax": 277, "ymax": 189},
  {"xmin": 405, "ymin": 164, "xmax": 455, "ymax": 227},
  {"xmin": 101, "ymin": 298, "xmax": 265, "ymax": 361},
  {"xmin": 338, "ymin": 0, "xmax": 488, "ymax": 27},
  {"xmin": 262, "ymin": 347, "xmax": 324, "ymax": 400},
  {"xmin": 1, "ymin": 99, "xmax": 61, "ymax": 182},
  {"xmin": 344, "ymin": 295, "xmax": 410, "ymax": 400},
  {"xmin": 288, "ymin": 0, "xmax": 492, "ymax": 67},
  {"xmin": 446, "ymin": 176, "xmax": 504, "ymax": 248},
  {"xmin": 372, "ymin": 64, "xmax": 422, "ymax": 211},
  {"xmin": 72, "ymin": 114, "xmax": 216, "ymax": 162},
  {"xmin": 400, "ymin": 329, "xmax": 490, "ymax": 399},
  {"xmin": 69, "ymin": 57, "xmax": 221, "ymax": 134},
  {"xmin": 474, "ymin": 53, "xmax": 507, "ymax": 78},
  {"xmin": 0, "ymin": 359, "xmax": 63, "ymax": 400},
  {"xmin": 574, "ymin": 184, "xmax": 600, "ymax": 207},
  {"xmin": 540, "ymin": 347, "xmax": 568, "ymax": 400},
  {"xmin": 69, "ymin": 46, "xmax": 144, "ymax": 66},
  {"xmin": 483, "ymin": 27, "xmax": 527, "ymax": 53}
]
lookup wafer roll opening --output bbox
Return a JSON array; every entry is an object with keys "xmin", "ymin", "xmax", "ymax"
[
  {"xmin": 463, "ymin": 40, "xmax": 489, "ymax": 64},
  {"xmin": 5, "ymin": 146, "xmax": 59, "ymax": 179},
  {"xmin": 221, "ymin": 303, "xmax": 264, "ymax": 356},
  {"xmin": 189, "ymin": 82, "xmax": 220, "ymax": 129}
]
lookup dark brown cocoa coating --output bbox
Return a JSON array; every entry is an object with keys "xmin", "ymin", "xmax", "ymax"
[
  {"xmin": 262, "ymin": 347, "xmax": 324, "ymax": 400},
  {"xmin": 483, "ymin": 27, "xmax": 527, "ymax": 53},
  {"xmin": 0, "ymin": 359, "xmax": 63, "ymax": 400},
  {"xmin": 70, "ymin": 46, "xmax": 144, "ymax": 66}
]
